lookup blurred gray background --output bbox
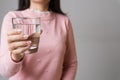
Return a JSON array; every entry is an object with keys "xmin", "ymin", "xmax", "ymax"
[{"xmin": 0, "ymin": 0, "xmax": 120, "ymax": 80}]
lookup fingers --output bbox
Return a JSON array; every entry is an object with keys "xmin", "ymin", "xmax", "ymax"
[
  {"xmin": 8, "ymin": 34, "xmax": 29, "ymax": 43},
  {"xmin": 8, "ymin": 29, "xmax": 43, "ymax": 43},
  {"xmin": 9, "ymin": 41, "xmax": 31, "ymax": 51},
  {"xmin": 11, "ymin": 45, "xmax": 30, "ymax": 55},
  {"xmin": 7, "ymin": 29, "xmax": 22, "ymax": 36}
]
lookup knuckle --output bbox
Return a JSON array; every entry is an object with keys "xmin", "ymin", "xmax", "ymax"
[
  {"xmin": 9, "ymin": 35, "xmax": 22, "ymax": 41},
  {"xmin": 8, "ymin": 36, "xmax": 15, "ymax": 42},
  {"xmin": 17, "ymin": 41, "xmax": 27, "ymax": 47},
  {"xmin": 23, "ymin": 42, "xmax": 28, "ymax": 46},
  {"xmin": 13, "ymin": 35, "xmax": 22, "ymax": 41},
  {"xmin": 11, "ymin": 43, "xmax": 16, "ymax": 50},
  {"xmin": 16, "ymin": 47, "xmax": 24, "ymax": 54},
  {"xmin": 8, "ymin": 46, "xmax": 12, "ymax": 51},
  {"xmin": 16, "ymin": 46, "xmax": 28, "ymax": 54},
  {"xmin": 19, "ymin": 34, "xmax": 23, "ymax": 38},
  {"xmin": 23, "ymin": 47, "xmax": 28, "ymax": 52},
  {"xmin": 16, "ymin": 35, "xmax": 24, "ymax": 40},
  {"xmin": 11, "ymin": 50, "xmax": 16, "ymax": 54},
  {"xmin": 19, "ymin": 48, "xmax": 25, "ymax": 53},
  {"xmin": 21, "ymin": 35, "xmax": 28, "ymax": 40},
  {"xmin": 7, "ymin": 36, "xmax": 11, "ymax": 42},
  {"xmin": 7, "ymin": 31, "xmax": 12, "ymax": 36},
  {"xmin": 13, "ymin": 49, "xmax": 20, "ymax": 55},
  {"xmin": 7, "ymin": 31, "xmax": 13, "ymax": 35},
  {"xmin": 15, "ymin": 35, "xmax": 20, "ymax": 40}
]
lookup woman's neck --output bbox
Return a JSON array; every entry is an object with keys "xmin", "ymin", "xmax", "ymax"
[{"xmin": 30, "ymin": 2, "xmax": 49, "ymax": 12}]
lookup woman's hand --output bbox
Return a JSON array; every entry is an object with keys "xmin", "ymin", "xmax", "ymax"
[{"xmin": 7, "ymin": 29, "xmax": 31, "ymax": 62}]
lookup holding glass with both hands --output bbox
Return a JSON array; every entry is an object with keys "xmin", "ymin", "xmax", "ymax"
[{"xmin": 7, "ymin": 17, "xmax": 42, "ymax": 62}]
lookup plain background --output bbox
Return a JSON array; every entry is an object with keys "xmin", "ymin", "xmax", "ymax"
[{"xmin": 0, "ymin": 0, "xmax": 120, "ymax": 80}]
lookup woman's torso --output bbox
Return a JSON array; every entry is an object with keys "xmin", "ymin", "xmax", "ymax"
[{"xmin": 9, "ymin": 9, "xmax": 68, "ymax": 80}]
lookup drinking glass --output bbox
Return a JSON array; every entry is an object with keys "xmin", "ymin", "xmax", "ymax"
[{"xmin": 12, "ymin": 17, "xmax": 41, "ymax": 54}]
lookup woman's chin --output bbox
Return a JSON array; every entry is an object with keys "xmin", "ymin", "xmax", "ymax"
[{"xmin": 32, "ymin": 0, "xmax": 48, "ymax": 3}]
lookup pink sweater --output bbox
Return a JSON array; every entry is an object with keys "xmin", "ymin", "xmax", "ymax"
[{"xmin": 0, "ymin": 9, "xmax": 78, "ymax": 80}]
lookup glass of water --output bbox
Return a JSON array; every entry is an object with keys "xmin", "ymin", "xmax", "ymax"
[{"xmin": 12, "ymin": 17, "xmax": 41, "ymax": 54}]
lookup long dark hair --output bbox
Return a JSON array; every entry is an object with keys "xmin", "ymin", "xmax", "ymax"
[{"xmin": 18, "ymin": 0, "xmax": 65, "ymax": 15}]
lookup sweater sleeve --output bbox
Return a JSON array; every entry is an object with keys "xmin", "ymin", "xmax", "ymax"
[
  {"xmin": 0, "ymin": 12, "xmax": 23, "ymax": 78},
  {"xmin": 61, "ymin": 17, "xmax": 78, "ymax": 80}
]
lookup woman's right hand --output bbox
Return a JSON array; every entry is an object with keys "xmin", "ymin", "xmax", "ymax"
[{"xmin": 7, "ymin": 29, "xmax": 31, "ymax": 62}]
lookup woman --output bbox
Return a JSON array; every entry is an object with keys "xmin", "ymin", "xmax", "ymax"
[{"xmin": 0, "ymin": 0, "xmax": 78, "ymax": 80}]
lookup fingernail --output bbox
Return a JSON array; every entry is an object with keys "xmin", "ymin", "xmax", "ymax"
[
  {"xmin": 23, "ymin": 35, "xmax": 28, "ymax": 39},
  {"xmin": 17, "ymin": 29, "xmax": 21, "ymax": 33},
  {"xmin": 27, "ymin": 41, "xmax": 31, "ymax": 44}
]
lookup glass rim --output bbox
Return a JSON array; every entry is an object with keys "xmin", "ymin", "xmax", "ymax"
[{"xmin": 12, "ymin": 17, "xmax": 41, "ymax": 25}]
